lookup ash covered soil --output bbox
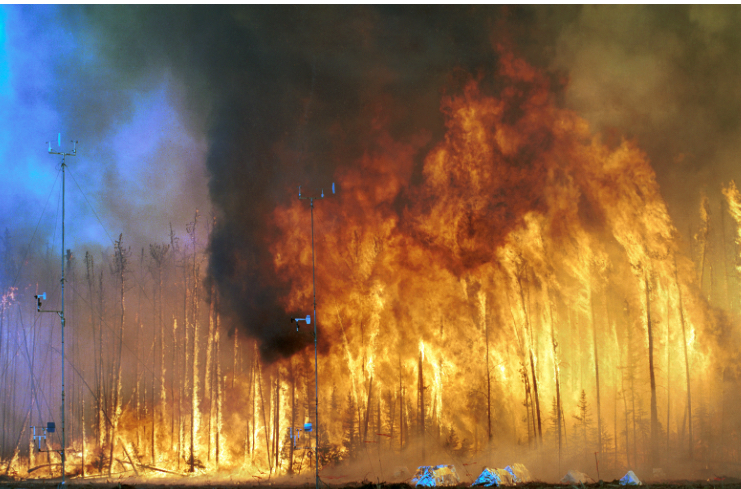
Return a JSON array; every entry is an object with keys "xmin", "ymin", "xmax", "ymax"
[{"xmin": 3, "ymin": 481, "xmax": 741, "ymax": 489}]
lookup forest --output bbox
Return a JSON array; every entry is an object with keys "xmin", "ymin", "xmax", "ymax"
[{"xmin": 3, "ymin": 50, "xmax": 741, "ymax": 485}]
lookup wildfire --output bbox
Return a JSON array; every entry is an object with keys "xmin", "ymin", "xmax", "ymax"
[
  {"xmin": 268, "ymin": 46, "xmax": 732, "ymax": 478},
  {"xmin": 4, "ymin": 47, "xmax": 739, "ymax": 484}
]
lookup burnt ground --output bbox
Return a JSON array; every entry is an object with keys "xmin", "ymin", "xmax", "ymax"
[{"xmin": 4, "ymin": 480, "xmax": 741, "ymax": 489}]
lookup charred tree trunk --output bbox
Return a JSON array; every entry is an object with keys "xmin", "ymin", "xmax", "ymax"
[
  {"xmin": 485, "ymin": 294, "xmax": 492, "ymax": 444},
  {"xmin": 80, "ymin": 397, "xmax": 86, "ymax": 478},
  {"xmin": 645, "ymin": 273, "xmax": 659, "ymax": 468},
  {"xmin": 506, "ymin": 281, "xmax": 534, "ymax": 447},
  {"xmin": 258, "ymin": 359, "xmax": 272, "ymax": 471},
  {"xmin": 591, "ymin": 289, "xmax": 603, "ymax": 457},
  {"xmin": 274, "ymin": 368, "xmax": 280, "ymax": 474},
  {"xmin": 108, "ymin": 234, "xmax": 129, "ymax": 475},
  {"xmin": 547, "ymin": 288, "xmax": 563, "ymax": 471},
  {"xmin": 151, "ymin": 325, "xmax": 157, "ymax": 465},
  {"xmin": 136, "ymin": 248, "xmax": 144, "ymax": 451},
  {"xmin": 233, "ymin": 329, "xmax": 238, "ymax": 391},
  {"xmin": 674, "ymin": 260, "xmax": 693, "ymax": 459},
  {"xmin": 666, "ymin": 294, "xmax": 672, "ymax": 452},
  {"xmin": 377, "ymin": 388, "xmax": 382, "ymax": 459},
  {"xmin": 97, "ymin": 270, "xmax": 106, "ymax": 453},
  {"xmin": 288, "ymin": 359, "xmax": 295, "ymax": 474},
  {"xmin": 206, "ymin": 282, "xmax": 216, "ymax": 461},
  {"xmin": 149, "ymin": 243, "xmax": 169, "ymax": 460},
  {"xmin": 363, "ymin": 376, "xmax": 374, "ymax": 441},
  {"xmin": 697, "ymin": 196, "xmax": 710, "ymax": 299},
  {"xmin": 418, "ymin": 350, "xmax": 425, "ymax": 459},
  {"xmin": 517, "ymin": 272, "xmax": 542, "ymax": 444},
  {"xmin": 215, "ymin": 328, "xmax": 222, "ymax": 467},
  {"xmin": 188, "ymin": 213, "xmax": 200, "ymax": 472},
  {"xmin": 249, "ymin": 345, "xmax": 257, "ymax": 464},
  {"xmin": 399, "ymin": 356, "xmax": 404, "ymax": 454},
  {"xmin": 84, "ymin": 252, "xmax": 101, "ymax": 453},
  {"xmin": 624, "ymin": 299, "xmax": 638, "ymax": 467}
]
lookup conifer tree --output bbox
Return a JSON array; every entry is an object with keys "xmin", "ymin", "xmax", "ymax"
[
  {"xmin": 342, "ymin": 392, "xmax": 358, "ymax": 460},
  {"xmin": 573, "ymin": 389, "xmax": 592, "ymax": 461}
]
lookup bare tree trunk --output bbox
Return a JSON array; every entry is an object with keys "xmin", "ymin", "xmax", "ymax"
[
  {"xmin": 249, "ymin": 345, "xmax": 257, "ymax": 464},
  {"xmin": 149, "ymin": 243, "xmax": 169, "ymax": 461},
  {"xmin": 697, "ymin": 195, "xmax": 710, "ymax": 299},
  {"xmin": 624, "ymin": 299, "xmax": 638, "ymax": 467},
  {"xmin": 233, "ymin": 329, "xmax": 238, "ymax": 391},
  {"xmin": 258, "ymin": 359, "xmax": 273, "ymax": 471},
  {"xmin": 591, "ymin": 288, "xmax": 603, "ymax": 457},
  {"xmin": 181, "ymin": 243, "xmax": 190, "ymax": 472},
  {"xmin": 171, "ymin": 317, "xmax": 178, "ymax": 463},
  {"xmin": 547, "ymin": 287, "xmax": 563, "ymax": 472},
  {"xmin": 720, "ymin": 197, "xmax": 732, "ymax": 312},
  {"xmin": 288, "ymin": 359, "xmax": 294, "ymax": 474},
  {"xmin": 364, "ymin": 376, "xmax": 374, "ymax": 441},
  {"xmin": 485, "ymin": 293, "xmax": 492, "ymax": 444},
  {"xmin": 206, "ymin": 282, "xmax": 215, "ymax": 461},
  {"xmin": 645, "ymin": 273, "xmax": 659, "ymax": 468},
  {"xmin": 517, "ymin": 272, "xmax": 542, "ymax": 443},
  {"xmin": 135, "ymin": 249, "xmax": 144, "ymax": 453},
  {"xmin": 377, "ymin": 387, "xmax": 382, "ymax": 461},
  {"xmin": 108, "ymin": 234, "xmax": 129, "ymax": 475},
  {"xmin": 81, "ymin": 396, "xmax": 86, "ymax": 478},
  {"xmin": 215, "ymin": 328, "xmax": 222, "ymax": 468},
  {"xmin": 84, "ymin": 252, "xmax": 100, "ymax": 455},
  {"xmin": 275, "ymin": 368, "xmax": 281, "ymax": 474},
  {"xmin": 399, "ymin": 357, "xmax": 403, "ymax": 454},
  {"xmin": 151, "ymin": 326, "xmax": 156, "ymax": 465},
  {"xmin": 418, "ymin": 350, "xmax": 425, "ymax": 460},
  {"xmin": 666, "ymin": 294, "xmax": 672, "ymax": 453},
  {"xmin": 98, "ymin": 270, "xmax": 106, "ymax": 453},
  {"xmin": 188, "ymin": 213, "xmax": 200, "ymax": 472},
  {"xmin": 674, "ymin": 260, "xmax": 693, "ymax": 459}
]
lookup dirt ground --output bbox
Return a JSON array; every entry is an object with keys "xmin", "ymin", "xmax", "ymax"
[{"xmin": 3, "ymin": 480, "xmax": 741, "ymax": 489}]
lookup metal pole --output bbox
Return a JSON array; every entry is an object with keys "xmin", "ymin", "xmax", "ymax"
[
  {"xmin": 61, "ymin": 156, "xmax": 67, "ymax": 484},
  {"xmin": 310, "ymin": 198, "xmax": 319, "ymax": 489},
  {"xmin": 47, "ymin": 140, "xmax": 75, "ymax": 483},
  {"xmin": 298, "ymin": 184, "xmax": 332, "ymax": 489}
]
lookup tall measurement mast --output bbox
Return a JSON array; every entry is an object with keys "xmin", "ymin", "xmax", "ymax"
[{"xmin": 46, "ymin": 136, "xmax": 77, "ymax": 484}]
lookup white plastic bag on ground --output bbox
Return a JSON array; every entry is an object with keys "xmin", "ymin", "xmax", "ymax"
[
  {"xmin": 504, "ymin": 463, "xmax": 532, "ymax": 483},
  {"xmin": 471, "ymin": 468, "xmax": 514, "ymax": 487},
  {"xmin": 560, "ymin": 469, "xmax": 594, "ymax": 484},
  {"xmin": 619, "ymin": 471, "xmax": 642, "ymax": 485}
]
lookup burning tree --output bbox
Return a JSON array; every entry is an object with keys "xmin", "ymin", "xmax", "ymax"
[{"xmin": 2, "ymin": 45, "xmax": 741, "ymax": 483}]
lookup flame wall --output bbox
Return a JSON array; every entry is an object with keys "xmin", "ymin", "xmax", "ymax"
[{"xmin": 3, "ymin": 5, "xmax": 741, "ymax": 483}]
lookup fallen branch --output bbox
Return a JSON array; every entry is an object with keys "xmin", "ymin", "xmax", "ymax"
[
  {"xmin": 28, "ymin": 463, "xmax": 61, "ymax": 474},
  {"xmin": 137, "ymin": 464, "xmax": 187, "ymax": 476}
]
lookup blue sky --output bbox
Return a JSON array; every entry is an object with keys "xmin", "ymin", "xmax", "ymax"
[{"xmin": 0, "ymin": 5, "xmax": 210, "ymax": 258}]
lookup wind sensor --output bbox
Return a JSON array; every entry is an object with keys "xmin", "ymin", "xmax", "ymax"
[{"xmin": 290, "ymin": 314, "xmax": 311, "ymax": 331}]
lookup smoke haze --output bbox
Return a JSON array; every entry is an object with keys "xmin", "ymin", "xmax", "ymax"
[{"xmin": 3, "ymin": 8, "xmax": 741, "ymax": 480}]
